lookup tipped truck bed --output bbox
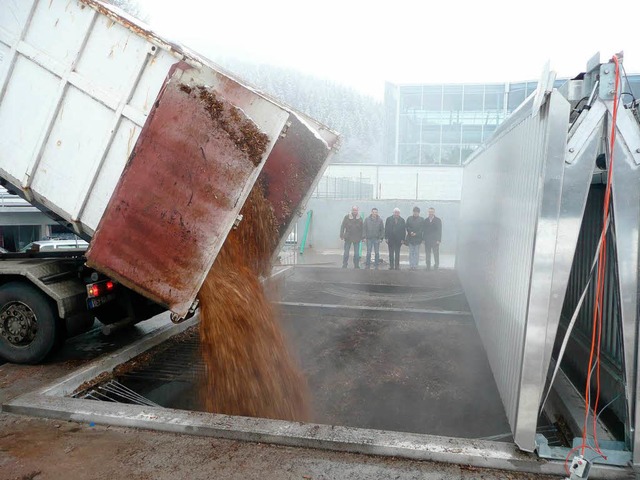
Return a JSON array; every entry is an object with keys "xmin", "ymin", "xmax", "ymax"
[{"xmin": 0, "ymin": 0, "xmax": 339, "ymax": 318}]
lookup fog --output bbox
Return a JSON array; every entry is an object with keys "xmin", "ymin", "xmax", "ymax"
[{"xmin": 136, "ymin": 0, "xmax": 640, "ymax": 99}]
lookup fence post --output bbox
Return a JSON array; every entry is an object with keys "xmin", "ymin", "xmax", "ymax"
[{"xmin": 299, "ymin": 210, "xmax": 313, "ymax": 255}]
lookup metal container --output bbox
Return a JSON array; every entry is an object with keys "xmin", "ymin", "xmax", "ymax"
[
  {"xmin": 457, "ymin": 57, "xmax": 640, "ymax": 464},
  {"xmin": 0, "ymin": 0, "xmax": 339, "ymax": 317}
]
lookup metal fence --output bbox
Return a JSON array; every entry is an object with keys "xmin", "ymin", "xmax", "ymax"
[{"xmin": 313, "ymin": 176, "xmax": 374, "ymax": 199}]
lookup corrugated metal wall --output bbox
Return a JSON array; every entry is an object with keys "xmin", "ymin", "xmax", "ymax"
[
  {"xmin": 458, "ymin": 114, "xmax": 540, "ymax": 426},
  {"xmin": 457, "ymin": 91, "xmax": 571, "ymax": 451},
  {"xmin": 458, "ymin": 71, "xmax": 640, "ymax": 461}
]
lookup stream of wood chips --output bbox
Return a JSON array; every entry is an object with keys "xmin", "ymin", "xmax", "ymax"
[{"xmin": 198, "ymin": 186, "xmax": 309, "ymax": 421}]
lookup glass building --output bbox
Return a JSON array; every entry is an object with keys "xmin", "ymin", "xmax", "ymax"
[{"xmin": 384, "ymin": 75, "xmax": 640, "ymax": 166}]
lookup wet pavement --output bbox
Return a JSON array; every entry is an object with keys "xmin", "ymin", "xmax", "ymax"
[
  {"xmin": 67, "ymin": 267, "xmax": 509, "ymax": 444},
  {"xmin": 0, "ymin": 264, "xmax": 570, "ymax": 479},
  {"xmin": 0, "ymin": 314, "xmax": 173, "ymax": 405},
  {"xmin": 281, "ymin": 267, "xmax": 509, "ymax": 440}
]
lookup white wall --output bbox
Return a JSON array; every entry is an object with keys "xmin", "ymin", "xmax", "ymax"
[
  {"xmin": 323, "ymin": 165, "xmax": 463, "ymax": 201},
  {"xmin": 296, "ymin": 199, "xmax": 459, "ymax": 254}
]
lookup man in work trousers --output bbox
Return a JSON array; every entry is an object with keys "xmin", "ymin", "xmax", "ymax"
[
  {"xmin": 385, "ymin": 208, "xmax": 406, "ymax": 270},
  {"xmin": 363, "ymin": 207, "xmax": 384, "ymax": 269},
  {"xmin": 424, "ymin": 207, "xmax": 442, "ymax": 270},
  {"xmin": 340, "ymin": 205, "xmax": 364, "ymax": 269},
  {"xmin": 405, "ymin": 206, "xmax": 424, "ymax": 270}
]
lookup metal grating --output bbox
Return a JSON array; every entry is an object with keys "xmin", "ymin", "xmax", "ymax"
[
  {"xmin": 74, "ymin": 380, "xmax": 159, "ymax": 407},
  {"xmin": 73, "ymin": 328, "xmax": 204, "ymax": 410},
  {"xmin": 556, "ymin": 185, "xmax": 626, "ymax": 438}
]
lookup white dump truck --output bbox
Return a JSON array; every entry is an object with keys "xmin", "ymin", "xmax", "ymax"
[{"xmin": 0, "ymin": 0, "xmax": 339, "ymax": 363}]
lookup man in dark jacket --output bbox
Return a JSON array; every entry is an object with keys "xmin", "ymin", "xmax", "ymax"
[
  {"xmin": 340, "ymin": 206, "xmax": 364, "ymax": 268},
  {"xmin": 363, "ymin": 207, "xmax": 384, "ymax": 269},
  {"xmin": 405, "ymin": 206, "xmax": 424, "ymax": 270},
  {"xmin": 423, "ymin": 207, "xmax": 442, "ymax": 270},
  {"xmin": 385, "ymin": 208, "xmax": 405, "ymax": 270}
]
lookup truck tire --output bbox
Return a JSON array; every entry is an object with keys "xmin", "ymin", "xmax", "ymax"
[{"xmin": 0, "ymin": 282, "xmax": 59, "ymax": 364}]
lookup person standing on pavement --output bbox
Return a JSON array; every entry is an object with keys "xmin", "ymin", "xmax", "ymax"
[
  {"xmin": 340, "ymin": 205, "xmax": 364, "ymax": 269},
  {"xmin": 385, "ymin": 208, "xmax": 405, "ymax": 270},
  {"xmin": 424, "ymin": 207, "xmax": 442, "ymax": 270},
  {"xmin": 405, "ymin": 207, "xmax": 424, "ymax": 270},
  {"xmin": 363, "ymin": 207, "xmax": 384, "ymax": 269}
]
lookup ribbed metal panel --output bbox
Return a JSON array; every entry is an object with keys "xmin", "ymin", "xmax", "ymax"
[
  {"xmin": 557, "ymin": 185, "xmax": 626, "ymax": 434},
  {"xmin": 459, "ymin": 79, "xmax": 640, "ymax": 461},
  {"xmin": 457, "ymin": 91, "xmax": 570, "ymax": 451},
  {"xmin": 607, "ymin": 107, "xmax": 640, "ymax": 462}
]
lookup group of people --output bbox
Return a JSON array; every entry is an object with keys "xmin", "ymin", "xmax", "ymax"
[{"xmin": 339, "ymin": 206, "xmax": 442, "ymax": 271}]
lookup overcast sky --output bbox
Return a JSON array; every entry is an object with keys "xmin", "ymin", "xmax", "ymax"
[{"xmin": 136, "ymin": 0, "xmax": 640, "ymax": 99}]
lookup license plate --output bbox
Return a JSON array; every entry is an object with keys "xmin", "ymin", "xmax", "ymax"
[{"xmin": 87, "ymin": 294, "xmax": 116, "ymax": 309}]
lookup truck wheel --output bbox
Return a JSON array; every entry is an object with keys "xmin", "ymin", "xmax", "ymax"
[{"xmin": 0, "ymin": 282, "xmax": 58, "ymax": 364}]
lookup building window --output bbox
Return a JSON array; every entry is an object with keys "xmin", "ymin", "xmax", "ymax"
[
  {"xmin": 423, "ymin": 85, "xmax": 443, "ymax": 110},
  {"xmin": 0, "ymin": 225, "xmax": 41, "ymax": 252},
  {"xmin": 421, "ymin": 123, "xmax": 441, "ymax": 143},
  {"xmin": 443, "ymin": 85, "xmax": 463, "ymax": 112},
  {"xmin": 484, "ymin": 84, "xmax": 505, "ymax": 110},
  {"xmin": 387, "ymin": 76, "xmax": 640, "ymax": 168},
  {"xmin": 49, "ymin": 224, "xmax": 79, "ymax": 240},
  {"xmin": 399, "ymin": 144, "xmax": 420, "ymax": 164},
  {"xmin": 399, "ymin": 115, "xmax": 420, "ymax": 143},
  {"xmin": 441, "ymin": 145, "xmax": 461, "ymax": 165},
  {"xmin": 483, "ymin": 124, "xmax": 497, "ymax": 142},
  {"xmin": 483, "ymin": 110, "xmax": 503, "ymax": 126},
  {"xmin": 399, "ymin": 86, "xmax": 422, "ymax": 114},
  {"xmin": 507, "ymin": 82, "xmax": 527, "ymax": 111},
  {"xmin": 460, "ymin": 145, "xmax": 477, "ymax": 163},
  {"xmin": 461, "ymin": 125, "xmax": 482, "ymax": 144},
  {"xmin": 420, "ymin": 145, "xmax": 440, "ymax": 165},
  {"xmin": 463, "ymin": 85, "xmax": 484, "ymax": 111},
  {"xmin": 441, "ymin": 124, "xmax": 461, "ymax": 144}
]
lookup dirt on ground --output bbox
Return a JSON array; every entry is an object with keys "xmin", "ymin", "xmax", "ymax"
[{"xmin": 0, "ymin": 414, "xmax": 564, "ymax": 480}]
